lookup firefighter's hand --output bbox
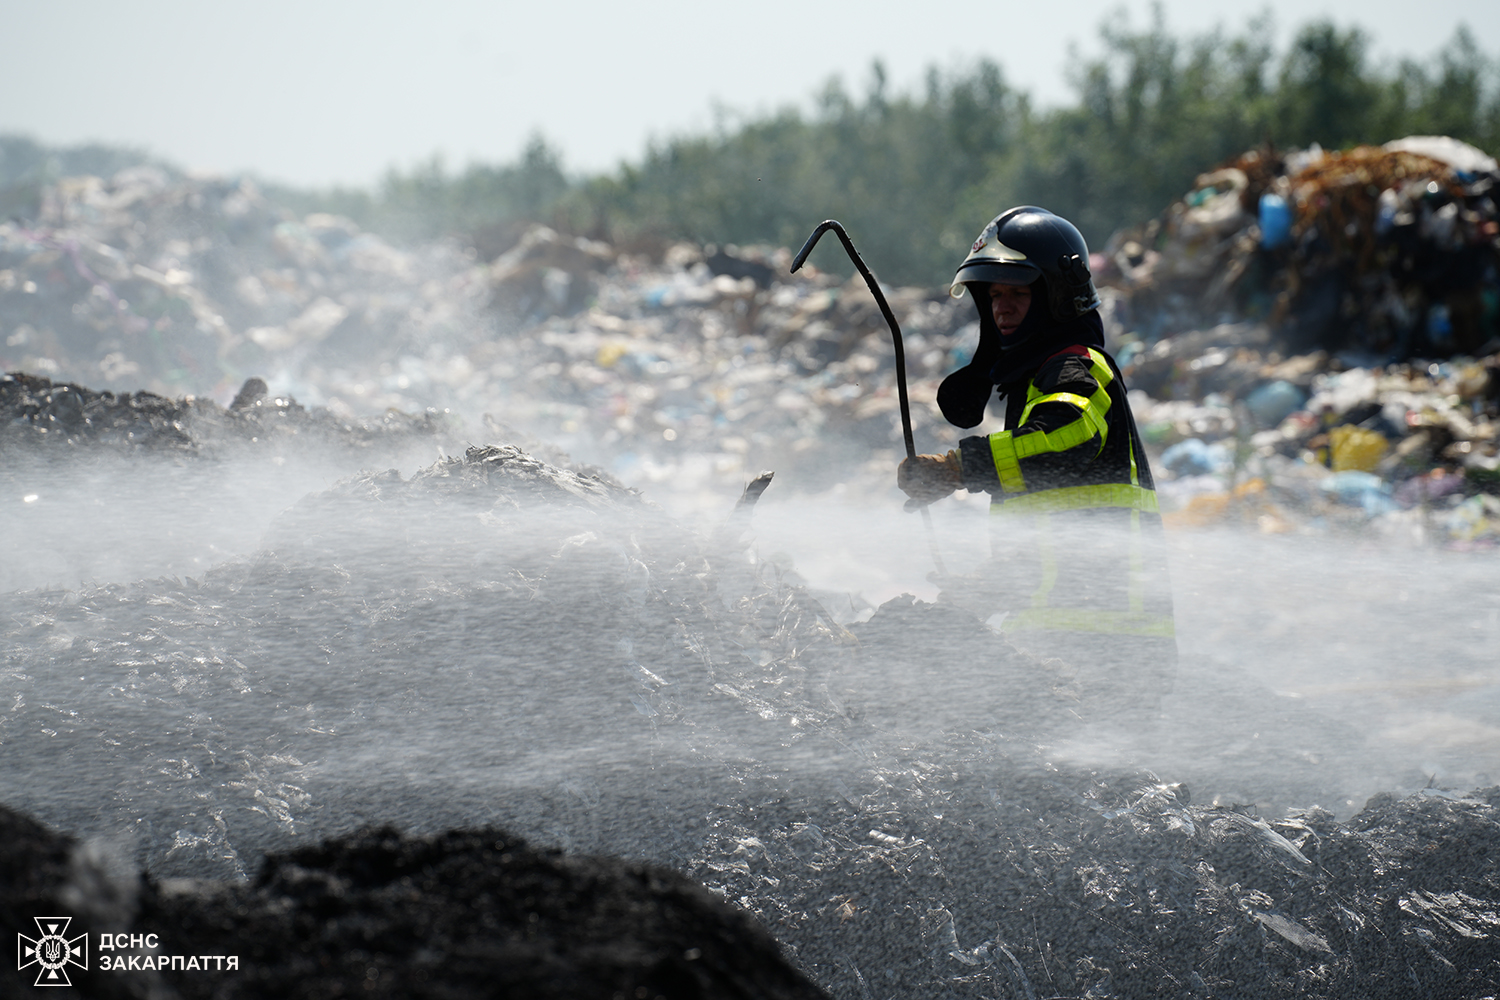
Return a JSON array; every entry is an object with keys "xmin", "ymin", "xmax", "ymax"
[{"xmin": 898, "ymin": 451, "xmax": 962, "ymax": 507}]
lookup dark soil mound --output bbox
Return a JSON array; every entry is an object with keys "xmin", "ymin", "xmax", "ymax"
[
  {"xmin": 0, "ymin": 371, "xmax": 448, "ymax": 456},
  {"xmin": 2, "ymin": 805, "xmax": 828, "ymax": 999}
]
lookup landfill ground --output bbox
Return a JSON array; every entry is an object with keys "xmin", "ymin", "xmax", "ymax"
[
  {"xmin": 3, "ymin": 141, "xmax": 1500, "ymax": 997},
  {"xmin": 2, "ymin": 433, "xmax": 1498, "ymax": 999}
]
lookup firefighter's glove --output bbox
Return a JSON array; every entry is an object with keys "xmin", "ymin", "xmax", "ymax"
[{"xmin": 898, "ymin": 450, "xmax": 962, "ymax": 509}]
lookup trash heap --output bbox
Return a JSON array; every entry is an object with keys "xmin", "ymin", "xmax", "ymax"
[
  {"xmin": 8, "ymin": 153, "xmax": 1500, "ymax": 541},
  {"xmin": 473, "ymin": 232, "xmax": 976, "ymax": 494},
  {"xmin": 1090, "ymin": 136, "xmax": 1500, "ymax": 544},
  {"xmin": 0, "ymin": 167, "xmax": 976, "ymax": 499},
  {"xmin": 0, "ymin": 167, "xmax": 490, "ymax": 409},
  {"xmin": 1122, "ymin": 333, "xmax": 1500, "ymax": 545},
  {"xmin": 1099, "ymin": 135, "xmax": 1499, "ymax": 359},
  {"xmin": 5, "ymin": 442, "xmax": 1499, "ymax": 1000}
]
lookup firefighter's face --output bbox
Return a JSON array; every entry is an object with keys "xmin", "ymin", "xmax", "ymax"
[{"xmin": 988, "ymin": 282, "xmax": 1032, "ymax": 336}]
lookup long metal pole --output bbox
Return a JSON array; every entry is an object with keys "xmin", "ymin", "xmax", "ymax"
[
  {"xmin": 790, "ymin": 220, "xmax": 946, "ymax": 576},
  {"xmin": 791, "ymin": 220, "xmax": 916, "ymax": 459}
]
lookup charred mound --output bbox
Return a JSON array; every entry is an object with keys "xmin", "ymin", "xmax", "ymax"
[
  {"xmin": 1, "ymin": 804, "xmax": 828, "ymax": 1000},
  {"xmin": 0, "ymin": 371, "xmax": 449, "ymax": 456}
]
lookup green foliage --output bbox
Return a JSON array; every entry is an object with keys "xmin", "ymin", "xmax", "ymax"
[
  {"xmin": 3, "ymin": 13, "xmax": 1495, "ymax": 286},
  {"xmin": 567, "ymin": 59, "xmax": 1027, "ymax": 283},
  {"xmin": 559, "ymin": 12, "xmax": 1499, "ymax": 284},
  {"xmin": 266, "ymin": 134, "xmax": 570, "ymax": 248}
]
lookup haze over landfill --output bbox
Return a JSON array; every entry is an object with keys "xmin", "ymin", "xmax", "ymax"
[
  {"xmin": 4, "ymin": 2, "xmax": 1500, "ymax": 998},
  {"xmin": 4, "ymin": 0, "xmax": 1498, "ymax": 187}
]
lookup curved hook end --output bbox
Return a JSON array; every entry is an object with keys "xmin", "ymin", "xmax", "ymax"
[{"xmin": 789, "ymin": 219, "xmax": 842, "ymax": 273}]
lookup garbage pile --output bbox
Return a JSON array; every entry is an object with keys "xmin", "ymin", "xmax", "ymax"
[
  {"xmin": 5, "ymin": 441, "xmax": 1500, "ymax": 999},
  {"xmin": 1084, "ymin": 137, "xmax": 1500, "ymax": 546},
  {"xmin": 9, "ymin": 158, "xmax": 1500, "ymax": 542},
  {"xmin": 473, "ymin": 232, "xmax": 977, "ymax": 495},
  {"xmin": 0, "ymin": 166, "xmax": 977, "ymax": 497},
  {"xmin": 1100, "ymin": 135, "xmax": 1499, "ymax": 359},
  {"xmin": 1118, "ymin": 324, "xmax": 1500, "ymax": 545},
  {"xmin": 0, "ymin": 167, "xmax": 490, "ymax": 408}
]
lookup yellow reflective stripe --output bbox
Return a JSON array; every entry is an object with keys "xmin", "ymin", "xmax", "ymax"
[
  {"xmin": 1020, "ymin": 390, "xmax": 1111, "ymax": 450},
  {"xmin": 988, "ymin": 432, "xmax": 1027, "ymax": 492},
  {"xmin": 1012, "ymin": 420, "xmax": 1097, "ymax": 460},
  {"xmin": 1128, "ymin": 508, "xmax": 1145, "ymax": 613},
  {"xmin": 1001, "ymin": 608, "xmax": 1177, "ymax": 637},
  {"xmin": 1031, "ymin": 512, "xmax": 1058, "ymax": 609},
  {"xmin": 997, "ymin": 483, "xmax": 1159, "ymax": 516},
  {"xmin": 1083, "ymin": 348, "xmax": 1115, "ymax": 387},
  {"xmin": 1018, "ymin": 351, "xmax": 1114, "ymax": 453}
]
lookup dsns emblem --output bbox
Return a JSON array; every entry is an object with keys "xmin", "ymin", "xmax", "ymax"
[{"xmin": 18, "ymin": 917, "xmax": 88, "ymax": 986}]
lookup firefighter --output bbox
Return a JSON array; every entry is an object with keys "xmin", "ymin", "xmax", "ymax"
[{"xmin": 897, "ymin": 206, "xmax": 1176, "ymax": 721}]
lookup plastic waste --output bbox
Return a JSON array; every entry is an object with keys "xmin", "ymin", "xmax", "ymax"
[
  {"xmin": 1328, "ymin": 425, "xmax": 1389, "ymax": 473},
  {"xmin": 1160, "ymin": 437, "xmax": 1232, "ymax": 477},
  {"xmin": 1258, "ymin": 193, "xmax": 1292, "ymax": 250},
  {"xmin": 1244, "ymin": 379, "xmax": 1305, "ymax": 429},
  {"xmin": 1320, "ymin": 470, "xmax": 1400, "ymax": 515}
]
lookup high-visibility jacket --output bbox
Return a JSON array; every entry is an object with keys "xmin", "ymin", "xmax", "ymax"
[{"xmin": 956, "ymin": 344, "xmax": 1177, "ymax": 660}]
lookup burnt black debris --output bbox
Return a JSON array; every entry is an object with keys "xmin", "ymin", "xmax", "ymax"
[
  {"xmin": 7, "ymin": 778, "xmax": 1500, "ymax": 998},
  {"xmin": 1, "ymin": 371, "xmax": 451, "ymax": 456},
  {"xmin": 5, "ymin": 438, "xmax": 1499, "ymax": 998},
  {"xmin": 2, "ymin": 805, "xmax": 830, "ymax": 1000},
  {"xmin": 688, "ymin": 758, "xmax": 1500, "ymax": 1000}
]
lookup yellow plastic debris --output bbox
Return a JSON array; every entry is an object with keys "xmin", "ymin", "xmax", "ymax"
[
  {"xmin": 1328, "ymin": 425, "xmax": 1388, "ymax": 472},
  {"xmin": 595, "ymin": 341, "xmax": 628, "ymax": 368}
]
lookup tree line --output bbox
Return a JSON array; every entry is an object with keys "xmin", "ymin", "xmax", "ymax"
[{"xmin": 6, "ymin": 14, "xmax": 1497, "ymax": 287}]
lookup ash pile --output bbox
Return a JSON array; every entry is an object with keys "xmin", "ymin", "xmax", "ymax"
[
  {"xmin": 0, "ymin": 370, "xmax": 452, "ymax": 457},
  {"xmin": 4, "ymin": 440, "xmax": 1500, "ymax": 998}
]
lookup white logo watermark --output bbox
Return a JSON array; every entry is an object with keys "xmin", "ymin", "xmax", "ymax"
[
  {"xmin": 17, "ymin": 918, "xmax": 87, "ymax": 987},
  {"xmin": 18, "ymin": 919, "xmax": 238, "ymax": 986}
]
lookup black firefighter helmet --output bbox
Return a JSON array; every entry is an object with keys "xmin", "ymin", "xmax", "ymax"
[{"xmin": 950, "ymin": 206, "xmax": 1101, "ymax": 323}]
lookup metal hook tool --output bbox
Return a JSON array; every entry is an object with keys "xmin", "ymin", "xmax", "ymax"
[{"xmin": 791, "ymin": 220, "xmax": 947, "ymax": 576}]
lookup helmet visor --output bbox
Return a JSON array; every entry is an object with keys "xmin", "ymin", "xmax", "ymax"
[{"xmin": 949, "ymin": 260, "xmax": 1041, "ymax": 298}]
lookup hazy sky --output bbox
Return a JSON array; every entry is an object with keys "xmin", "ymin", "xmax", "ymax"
[{"xmin": 5, "ymin": 0, "xmax": 1497, "ymax": 189}]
